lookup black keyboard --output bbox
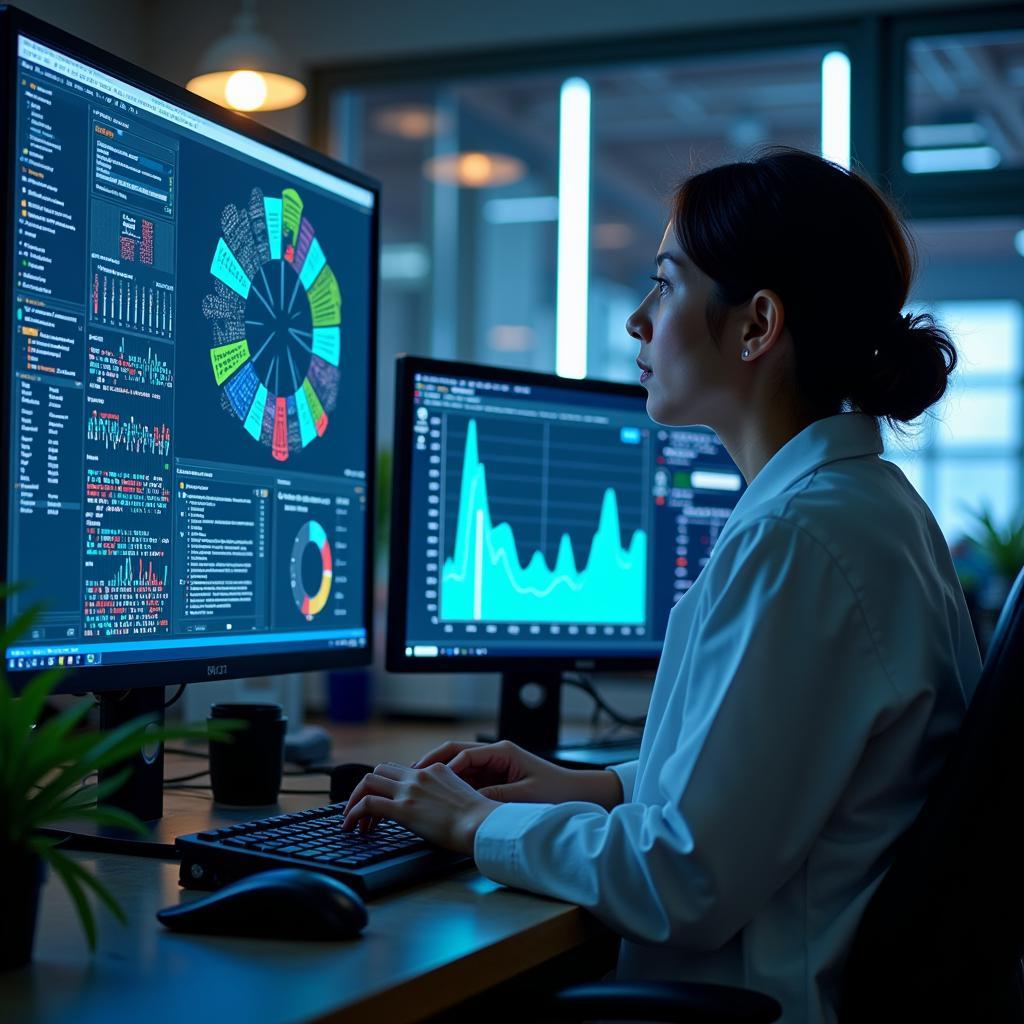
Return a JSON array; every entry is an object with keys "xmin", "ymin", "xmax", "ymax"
[{"xmin": 176, "ymin": 803, "xmax": 468, "ymax": 898}]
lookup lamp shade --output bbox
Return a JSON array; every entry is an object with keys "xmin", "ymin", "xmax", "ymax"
[{"xmin": 186, "ymin": 8, "xmax": 306, "ymax": 112}]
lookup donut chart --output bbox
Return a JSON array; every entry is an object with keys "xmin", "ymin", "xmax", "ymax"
[
  {"xmin": 204, "ymin": 187, "xmax": 342, "ymax": 462},
  {"xmin": 290, "ymin": 520, "xmax": 332, "ymax": 619}
]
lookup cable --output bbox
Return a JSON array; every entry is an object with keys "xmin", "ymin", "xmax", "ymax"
[
  {"xmin": 562, "ymin": 673, "xmax": 646, "ymax": 729},
  {"xmin": 164, "ymin": 768, "xmax": 210, "ymax": 784},
  {"xmin": 165, "ymin": 748, "xmax": 333, "ymax": 775},
  {"xmin": 163, "ymin": 781, "xmax": 330, "ymax": 796},
  {"xmin": 163, "ymin": 683, "xmax": 187, "ymax": 709}
]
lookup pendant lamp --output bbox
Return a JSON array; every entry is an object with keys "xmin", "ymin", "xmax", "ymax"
[{"xmin": 186, "ymin": 0, "xmax": 306, "ymax": 112}]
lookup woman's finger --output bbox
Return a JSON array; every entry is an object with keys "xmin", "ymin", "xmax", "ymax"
[
  {"xmin": 412, "ymin": 740, "xmax": 480, "ymax": 769},
  {"xmin": 343, "ymin": 771, "xmax": 399, "ymax": 821},
  {"xmin": 343, "ymin": 794, "xmax": 392, "ymax": 829},
  {"xmin": 449, "ymin": 745, "xmax": 510, "ymax": 778}
]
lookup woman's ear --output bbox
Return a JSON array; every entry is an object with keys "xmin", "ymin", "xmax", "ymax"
[{"xmin": 739, "ymin": 289, "xmax": 785, "ymax": 362}]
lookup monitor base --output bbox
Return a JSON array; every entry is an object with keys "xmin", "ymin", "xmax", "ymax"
[
  {"xmin": 41, "ymin": 820, "xmax": 180, "ymax": 859},
  {"xmin": 97, "ymin": 686, "xmax": 167, "ymax": 821},
  {"xmin": 45, "ymin": 687, "xmax": 173, "ymax": 857},
  {"xmin": 497, "ymin": 671, "xmax": 562, "ymax": 752}
]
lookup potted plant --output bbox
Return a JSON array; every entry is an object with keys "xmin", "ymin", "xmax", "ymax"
[
  {"xmin": 0, "ymin": 592, "xmax": 239, "ymax": 969},
  {"xmin": 965, "ymin": 505, "xmax": 1024, "ymax": 602},
  {"xmin": 961, "ymin": 506, "xmax": 1024, "ymax": 655}
]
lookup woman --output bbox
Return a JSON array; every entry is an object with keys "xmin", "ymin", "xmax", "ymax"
[{"xmin": 342, "ymin": 149, "xmax": 981, "ymax": 1023}]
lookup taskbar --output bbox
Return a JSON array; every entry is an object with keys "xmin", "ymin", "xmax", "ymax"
[
  {"xmin": 404, "ymin": 639, "xmax": 661, "ymax": 661},
  {"xmin": 6, "ymin": 627, "xmax": 367, "ymax": 672}
]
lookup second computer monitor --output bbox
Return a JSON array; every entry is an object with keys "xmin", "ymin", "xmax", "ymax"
[{"xmin": 387, "ymin": 356, "xmax": 745, "ymax": 675}]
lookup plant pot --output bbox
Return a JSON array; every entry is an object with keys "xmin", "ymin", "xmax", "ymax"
[{"xmin": 0, "ymin": 847, "xmax": 45, "ymax": 970}]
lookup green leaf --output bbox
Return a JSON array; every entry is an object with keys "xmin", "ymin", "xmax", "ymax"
[
  {"xmin": 0, "ymin": 600, "xmax": 46, "ymax": 661},
  {"xmin": 2, "ymin": 667, "xmax": 67, "ymax": 786},
  {"xmin": 10, "ymin": 666, "xmax": 64, "ymax": 735},
  {"xmin": 45, "ymin": 848, "xmax": 98, "ymax": 951},
  {"xmin": 27, "ymin": 833, "xmax": 63, "ymax": 856},
  {"xmin": 0, "ymin": 683, "xmax": 12, "ymax": 785},
  {"xmin": 963, "ymin": 503, "xmax": 1024, "ymax": 581},
  {"xmin": 12, "ymin": 698, "xmax": 97, "ymax": 790},
  {"xmin": 2, "ymin": 718, "xmax": 101, "ymax": 845},
  {"xmin": 37, "ymin": 804, "xmax": 148, "ymax": 837},
  {"xmin": 62, "ymin": 855, "xmax": 128, "ymax": 926},
  {"xmin": 31, "ymin": 768, "xmax": 135, "ymax": 827},
  {"xmin": 24, "ymin": 719, "xmax": 154, "ymax": 824},
  {"xmin": 27, "ymin": 718, "xmax": 244, "ymax": 826}
]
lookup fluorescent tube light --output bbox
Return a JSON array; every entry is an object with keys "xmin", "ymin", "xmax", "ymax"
[
  {"xmin": 556, "ymin": 77, "xmax": 591, "ymax": 379},
  {"xmin": 903, "ymin": 146, "xmax": 1001, "ymax": 174},
  {"xmin": 821, "ymin": 51, "xmax": 851, "ymax": 170}
]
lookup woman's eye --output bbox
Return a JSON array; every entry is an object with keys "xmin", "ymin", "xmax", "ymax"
[{"xmin": 649, "ymin": 275, "xmax": 669, "ymax": 296}]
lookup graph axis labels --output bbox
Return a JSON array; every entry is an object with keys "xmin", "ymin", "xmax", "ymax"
[{"xmin": 204, "ymin": 186, "xmax": 342, "ymax": 463}]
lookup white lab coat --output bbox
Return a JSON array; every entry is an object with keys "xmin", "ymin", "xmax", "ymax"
[{"xmin": 473, "ymin": 412, "xmax": 981, "ymax": 1023}]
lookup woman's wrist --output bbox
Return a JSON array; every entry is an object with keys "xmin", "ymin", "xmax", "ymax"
[
  {"xmin": 578, "ymin": 768, "xmax": 624, "ymax": 810},
  {"xmin": 458, "ymin": 796, "xmax": 501, "ymax": 854}
]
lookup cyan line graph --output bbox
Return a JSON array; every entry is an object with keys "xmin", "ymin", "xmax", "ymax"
[{"xmin": 440, "ymin": 419, "xmax": 647, "ymax": 624}]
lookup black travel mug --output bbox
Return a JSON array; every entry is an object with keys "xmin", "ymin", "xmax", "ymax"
[{"xmin": 208, "ymin": 703, "xmax": 287, "ymax": 806}]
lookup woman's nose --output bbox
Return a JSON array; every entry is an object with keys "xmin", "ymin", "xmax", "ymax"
[{"xmin": 626, "ymin": 305, "xmax": 649, "ymax": 343}]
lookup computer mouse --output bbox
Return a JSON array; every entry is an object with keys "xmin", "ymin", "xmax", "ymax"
[
  {"xmin": 329, "ymin": 762, "xmax": 375, "ymax": 803},
  {"xmin": 156, "ymin": 868, "xmax": 368, "ymax": 940}
]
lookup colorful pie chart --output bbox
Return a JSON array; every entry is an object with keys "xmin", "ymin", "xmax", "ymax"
[
  {"xmin": 205, "ymin": 186, "xmax": 342, "ymax": 462},
  {"xmin": 290, "ymin": 520, "xmax": 332, "ymax": 619}
]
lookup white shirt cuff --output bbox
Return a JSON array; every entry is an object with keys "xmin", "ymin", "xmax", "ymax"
[
  {"xmin": 473, "ymin": 801, "xmax": 555, "ymax": 889},
  {"xmin": 606, "ymin": 759, "xmax": 638, "ymax": 803}
]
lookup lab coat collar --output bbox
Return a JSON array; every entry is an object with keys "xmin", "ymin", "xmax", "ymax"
[{"xmin": 732, "ymin": 412, "xmax": 883, "ymax": 515}]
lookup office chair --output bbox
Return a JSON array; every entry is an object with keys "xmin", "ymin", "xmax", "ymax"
[
  {"xmin": 840, "ymin": 565, "xmax": 1024, "ymax": 1022},
  {"xmin": 545, "ymin": 568, "xmax": 1024, "ymax": 1024}
]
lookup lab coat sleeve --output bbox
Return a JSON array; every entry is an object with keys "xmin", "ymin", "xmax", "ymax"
[
  {"xmin": 473, "ymin": 517, "xmax": 904, "ymax": 949},
  {"xmin": 607, "ymin": 759, "xmax": 638, "ymax": 803}
]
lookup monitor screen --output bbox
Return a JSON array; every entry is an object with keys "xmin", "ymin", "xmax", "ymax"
[
  {"xmin": 387, "ymin": 356, "xmax": 745, "ymax": 672},
  {"xmin": 2, "ymin": 21, "xmax": 378, "ymax": 690}
]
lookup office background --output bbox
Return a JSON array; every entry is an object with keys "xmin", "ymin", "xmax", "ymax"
[{"xmin": 15, "ymin": 0, "xmax": 1024, "ymax": 722}]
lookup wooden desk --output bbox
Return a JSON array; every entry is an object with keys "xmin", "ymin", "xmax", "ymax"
[{"xmin": 0, "ymin": 720, "xmax": 611, "ymax": 1024}]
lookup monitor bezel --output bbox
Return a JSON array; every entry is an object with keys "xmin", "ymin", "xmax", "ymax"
[
  {"xmin": 0, "ymin": 5, "xmax": 380, "ymax": 693},
  {"xmin": 386, "ymin": 354, "xmax": 662, "ymax": 675}
]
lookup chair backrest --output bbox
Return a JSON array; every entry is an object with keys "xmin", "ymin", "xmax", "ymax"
[{"xmin": 840, "ymin": 568, "xmax": 1024, "ymax": 1023}]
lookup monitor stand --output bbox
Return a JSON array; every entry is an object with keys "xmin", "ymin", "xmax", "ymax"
[
  {"xmin": 497, "ymin": 670, "xmax": 644, "ymax": 769},
  {"xmin": 497, "ymin": 670, "xmax": 562, "ymax": 752},
  {"xmin": 45, "ymin": 688, "xmax": 184, "ymax": 858},
  {"xmin": 98, "ymin": 687, "xmax": 166, "ymax": 821}
]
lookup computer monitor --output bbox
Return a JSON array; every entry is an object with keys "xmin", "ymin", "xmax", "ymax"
[
  {"xmin": 387, "ymin": 356, "xmax": 745, "ymax": 750},
  {"xmin": 0, "ymin": 9, "xmax": 378, "ymax": 820}
]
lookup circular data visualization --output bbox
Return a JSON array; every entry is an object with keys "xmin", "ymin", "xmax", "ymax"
[
  {"xmin": 290, "ymin": 520, "xmax": 332, "ymax": 619},
  {"xmin": 203, "ymin": 187, "xmax": 342, "ymax": 462}
]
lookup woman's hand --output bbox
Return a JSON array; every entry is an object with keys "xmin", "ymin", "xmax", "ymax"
[
  {"xmin": 414, "ymin": 739, "xmax": 623, "ymax": 810},
  {"xmin": 340, "ymin": 761, "xmax": 500, "ymax": 854}
]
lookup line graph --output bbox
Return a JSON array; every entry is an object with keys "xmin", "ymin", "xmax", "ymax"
[{"xmin": 440, "ymin": 418, "xmax": 647, "ymax": 623}]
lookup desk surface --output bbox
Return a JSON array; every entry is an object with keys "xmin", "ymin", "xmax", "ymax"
[{"xmin": 0, "ymin": 720, "xmax": 606, "ymax": 1024}]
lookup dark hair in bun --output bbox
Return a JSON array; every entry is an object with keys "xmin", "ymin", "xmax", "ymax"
[{"xmin": 671, "ymin": 148, "xmax": 957, "ymax": 425}]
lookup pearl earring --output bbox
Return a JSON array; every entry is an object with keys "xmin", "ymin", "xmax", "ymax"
[{"xmin": 741, "ymin": 348, "xmax": 749, "ymax": 359}]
